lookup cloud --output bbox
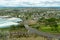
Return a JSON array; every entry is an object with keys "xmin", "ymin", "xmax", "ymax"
[{"xmin": 0, "ymin": 0, "xmax": 60, "ymax": 7}]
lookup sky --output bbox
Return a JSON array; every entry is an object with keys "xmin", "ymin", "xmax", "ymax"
[{"xmin": 0, "ymin": 0, "xmax": 60, "ymax": 7}]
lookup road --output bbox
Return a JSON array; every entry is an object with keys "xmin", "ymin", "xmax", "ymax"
[{"xmin": 24, "ymin": 24, "xmax": 60, "ymax": 40}]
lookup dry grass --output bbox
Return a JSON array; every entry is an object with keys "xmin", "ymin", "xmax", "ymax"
[
  {"xmin": 7, "ymin": 37, "xmax": 46, "ymax": 40},
  {"xmin": 5, "ymin": 37, "xmax": 58, "ymax": 40},
  {"xmin": 26, "ymin": 20, "xmax": 37, "ymax": 25},
  {"xmin": 0, "ymin": 36, "xmax": 58, "ymax": 40}
]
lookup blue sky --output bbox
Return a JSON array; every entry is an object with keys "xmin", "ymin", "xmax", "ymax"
[{"xmin": 0, "ymin": 0, "xmax": 60, "ymax": 7}]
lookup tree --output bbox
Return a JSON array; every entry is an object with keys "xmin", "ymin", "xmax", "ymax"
[
  {"xmin": 45, "ymin": 18, "xmax": 58, "ymax": 31},
  {"xmin": 9, "ymin": 25, "xmax": 17, "ymax": 30}
]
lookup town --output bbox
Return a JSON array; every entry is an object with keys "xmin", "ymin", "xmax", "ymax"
[{"xmin": 0, "ymin": 7, "xmax": 60, "ymax": 40}]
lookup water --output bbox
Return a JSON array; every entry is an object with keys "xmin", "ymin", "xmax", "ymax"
[{"xmin": 0, "ymin": 17, "xmax": 22, "ymax": 28}]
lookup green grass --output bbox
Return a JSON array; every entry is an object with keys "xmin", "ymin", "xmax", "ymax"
[
  {"xmin": 30, "ymin": 24, "xmax": 60, "ymax": 34},
  {"xmin": 40, "ymin": 26, "xmax": 60, "ymax": 34}
]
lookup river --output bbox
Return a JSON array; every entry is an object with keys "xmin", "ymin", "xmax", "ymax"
[{"xmin": 0, "ymin": 17, "xmax": 22, "ymax": 28}]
